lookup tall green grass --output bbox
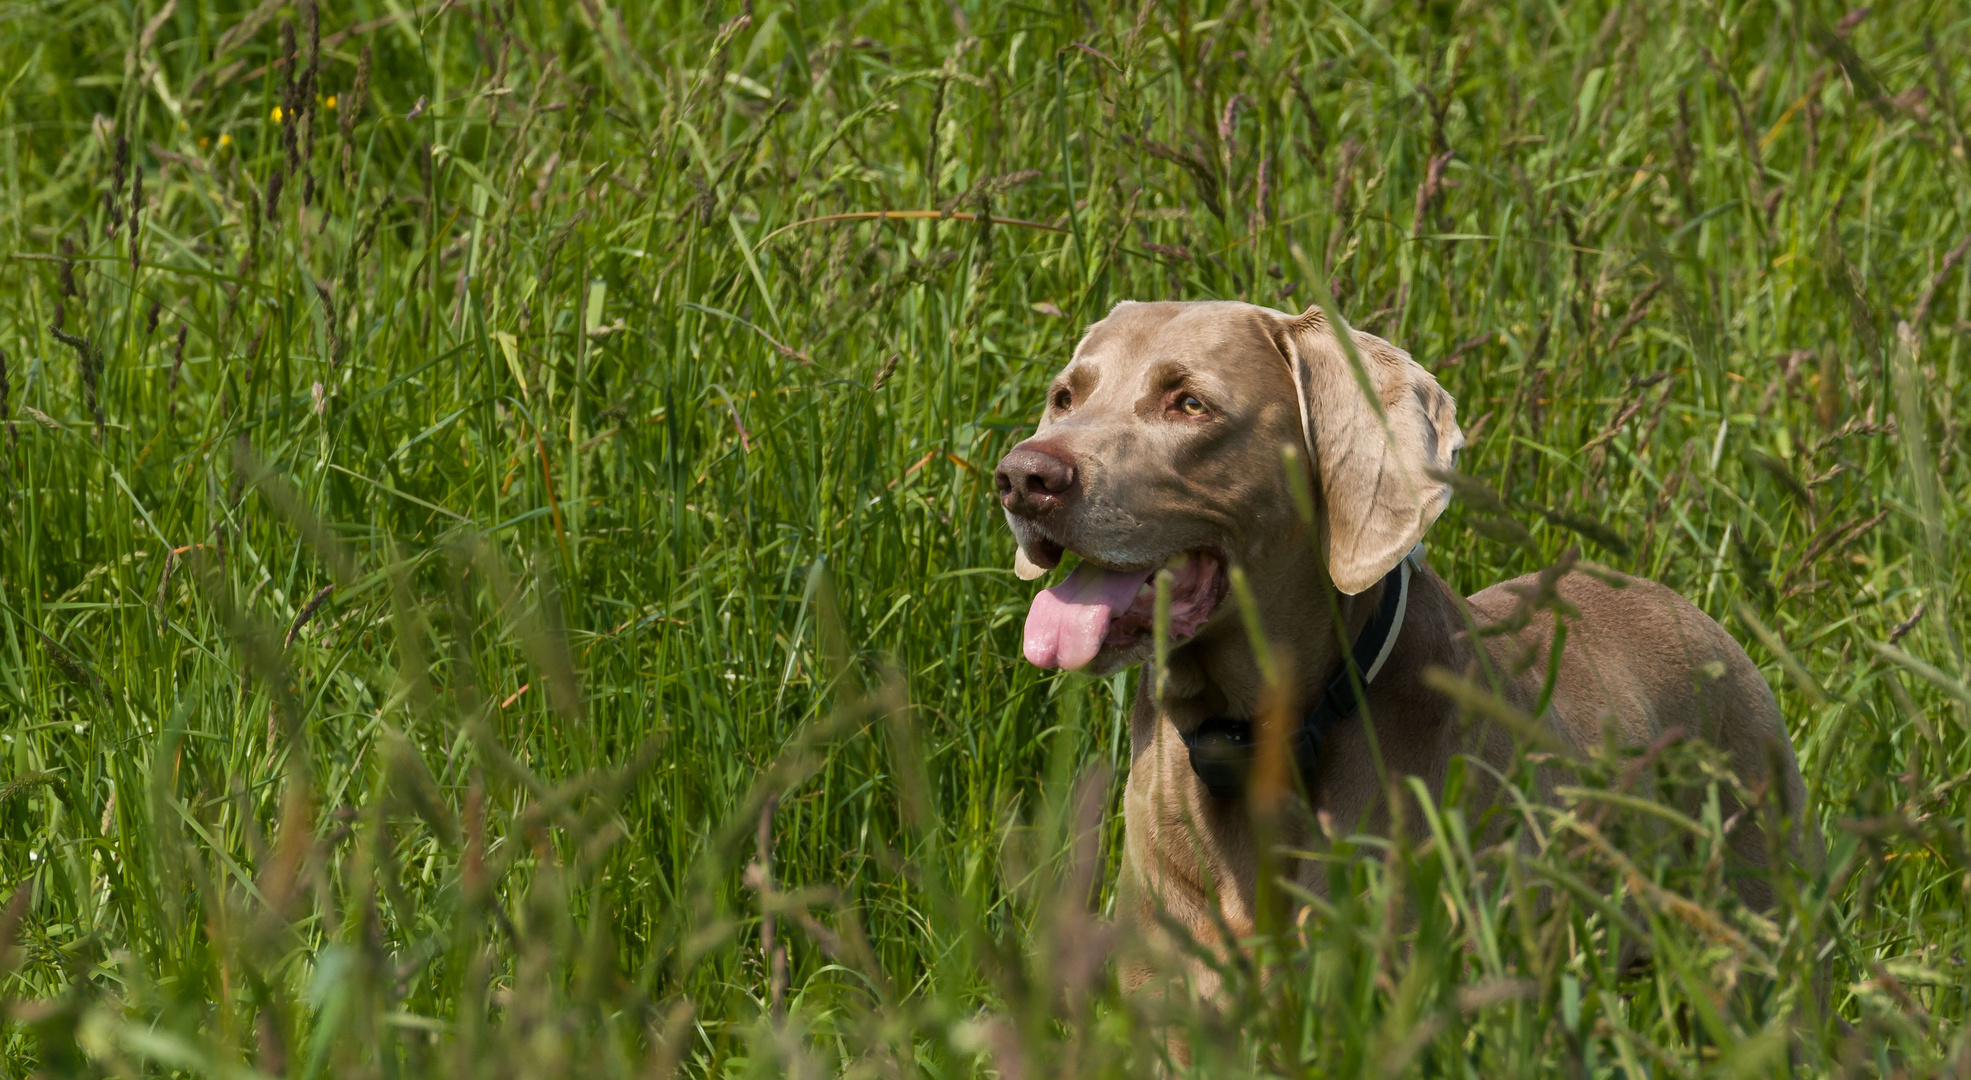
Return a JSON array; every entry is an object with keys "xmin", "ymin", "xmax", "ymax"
[{"xmin": 0, "ymin": 0, "xmax": 1967, "ymax": 1074}]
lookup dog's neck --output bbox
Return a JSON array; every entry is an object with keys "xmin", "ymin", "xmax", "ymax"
[
  {"xmin": 1157, "ymin": 556, "xmax": 1473, "ymax": 739},
  {"xmin": 1127, "ymin": 557, "xmax": 1486, "ymax": 927}
]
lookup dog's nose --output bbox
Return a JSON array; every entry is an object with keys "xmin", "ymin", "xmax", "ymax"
[{"xmin": 995, "ymin": 444, "xmax": 1077, "ymax": 517}]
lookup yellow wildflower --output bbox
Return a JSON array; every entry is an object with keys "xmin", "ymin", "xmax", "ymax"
[{"xmin": 270, "ymin": 105, "xmax": 283, "ymax": 122}]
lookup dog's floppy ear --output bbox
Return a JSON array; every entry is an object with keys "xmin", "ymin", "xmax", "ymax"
[{"xmin": 1274, "ymin": 309, "xmax": 1463, "ymax": 595}]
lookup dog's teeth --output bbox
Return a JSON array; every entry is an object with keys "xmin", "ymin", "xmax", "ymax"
[
  {"xmin": 1136, "ymin": 582, "xmax": 1155, "ymax": 600},
  {"xmin": 1164, "ymin": 552, "xmax": 1190, "ymax": 571},
  {"xmin": 1013, "ymin": 547, "xmax": 1048, "ymax": 580}
]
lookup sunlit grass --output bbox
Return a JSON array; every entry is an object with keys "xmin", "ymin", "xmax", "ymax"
[{"xmin": 0, "ymin": 0, "xmax": 1967, "ymax": 1075}]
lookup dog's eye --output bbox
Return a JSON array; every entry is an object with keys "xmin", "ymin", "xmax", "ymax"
[
  {"xmin": 1176, "ymin": 394, "xmax": 1207, "ymax": 417},
  {"xmin": 1053, "ymin": 388, "xmax": 1072, "ymax": 411}
]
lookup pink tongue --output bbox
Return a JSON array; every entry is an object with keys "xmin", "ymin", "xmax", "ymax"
[{"xmin": 1023, "ymin": 562, "xmax": 1155, "ymax": 670}]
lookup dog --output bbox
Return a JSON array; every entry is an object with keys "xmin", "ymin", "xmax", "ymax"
[{"xmin": 993, "ymin": 299, "xmax": 1818, "ymax": 999}]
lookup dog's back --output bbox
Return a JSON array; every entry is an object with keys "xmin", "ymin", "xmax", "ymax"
[{"xmin": 1467, "ymin": 570, "xmax": 1821, "ymax": 909}]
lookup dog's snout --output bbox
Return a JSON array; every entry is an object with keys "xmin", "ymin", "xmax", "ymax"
[{"xmin": 995, "ymin": 444, "xmax": 1077, "ymax": 516}]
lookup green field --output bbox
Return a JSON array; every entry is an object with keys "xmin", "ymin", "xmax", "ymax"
[{"xmin": 2, "ymin": 0, "xmax": 1968, "ymax": 1074}]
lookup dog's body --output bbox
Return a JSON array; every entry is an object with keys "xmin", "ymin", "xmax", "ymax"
[
  {"xmin": 1115, "ymin": 564, "xmax": 1810, "ymax": 993},
  {"xmin": 993, "ymin": 300, "xmax": 1816, "ymax": 995}
]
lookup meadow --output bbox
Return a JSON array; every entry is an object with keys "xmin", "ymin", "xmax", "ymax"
[{"xmin": 1, "ymin": 0, "xmax": 1969, "ymax": 1074}]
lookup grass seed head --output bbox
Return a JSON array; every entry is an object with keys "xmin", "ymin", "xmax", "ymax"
[{"xmin": 2, "ymin": 5, "xmax": 1968, "ymax": 1074}]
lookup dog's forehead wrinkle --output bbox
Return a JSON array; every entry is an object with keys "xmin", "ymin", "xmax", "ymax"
[
  {"xmin": 1089, "ymin": 301, "xmax": 1282, "ymax": 363},
  {"xmin": 1060, "ymin": 360, "xmax": 1099, "ymax": 388}
]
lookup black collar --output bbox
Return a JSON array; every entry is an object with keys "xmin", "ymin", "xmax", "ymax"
[{"xmin": 1179, "ymin": 548, "xmax": 1419, "ymax": 800}]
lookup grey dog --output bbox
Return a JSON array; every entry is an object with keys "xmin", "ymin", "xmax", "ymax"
[{"xmin": 994, "ymin": 300, "xmax": 1818, "ymax": 999}]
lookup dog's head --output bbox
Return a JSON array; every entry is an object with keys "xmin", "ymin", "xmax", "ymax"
[{"xmin": 996, "ymin": 300, "xmax": 1462, "ymax": 674}]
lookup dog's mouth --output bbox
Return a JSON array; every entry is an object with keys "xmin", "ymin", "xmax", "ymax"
[{"xmin": 1022, "ymin": 549, "xmax": 1227, "ymax": 670}]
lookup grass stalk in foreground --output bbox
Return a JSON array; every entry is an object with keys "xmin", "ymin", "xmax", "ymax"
[{"xmin": 0, "ymin": 0, "xmax": 1968, "ymax": 1075}]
